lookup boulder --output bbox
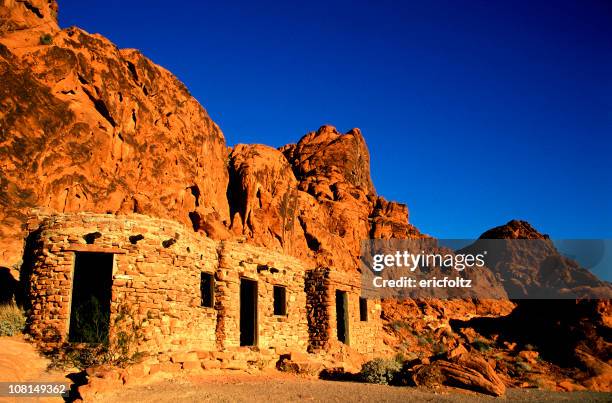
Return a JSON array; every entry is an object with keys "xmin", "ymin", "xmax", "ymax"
[{"xmin": 412, "ymin": 345, "xmax": 506, "ymax": 397}]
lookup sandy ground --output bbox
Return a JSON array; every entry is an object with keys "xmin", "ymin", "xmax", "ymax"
[
  {"xmin": 0, "ymin": 336, "xmax": 69, "ymax": 403},
  {"xmin": 91, "ymin": 372, "xmax": 612, "ymax": 403},
  {"xmin": 0, "ymin": 337, "xmax": 610, "ymax": 403}
]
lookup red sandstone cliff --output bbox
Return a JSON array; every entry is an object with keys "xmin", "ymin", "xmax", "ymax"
[
  {"xmin": 0, "ymin": 0, "xmax": 230, "ymax": 269},
  {"xmin": 0, "ymin": 2, "xmax": 421, "ymax": 274},
  {"xmin": 226, "ymin": 126, "xmax": 423, "ymax": 272}
]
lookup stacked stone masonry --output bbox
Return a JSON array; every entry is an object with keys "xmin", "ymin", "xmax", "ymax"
[
  {"xmin": 24, "ymin": 212, "xmax": 383, "ymax": 367},
  {"xmin": 306, "ymin": 268, "xmax": 383, "ymax": 355}
]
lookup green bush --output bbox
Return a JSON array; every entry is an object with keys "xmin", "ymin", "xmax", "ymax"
[
  {"xmin": 393, "ymin": 352, "xmax": 406, "ymax": 364},
  {"xmin": 0, "ymin": 303, "xmax": 26, "ymax": 336},
  {"xmin": 359, "ymin": 358, "xmax": 402, "ymax": 385},
  {"xmin": 69, "ymin": 296, "xmax": 109, "ymax": 343},
  {"xmin": 46, "ymin": 303, "xmax": 146, "ymax": 370},
  {"xmin": 39, "ymin": 33, "xmax": 53, "ymax": 45},
  {"xmin": 390, "ymin": 320, "xmax": 411, "ymax": 332},
  {"xmin": 472, "ymin": 338, "xmax": 492, "ymax": 352},
  {"xmin": 516, "ymin": 361, "xmax": 532, "ymax": 372},
  {"xmin": 417, "ymin": 336, "xmax": 433, "ymax": 346}
]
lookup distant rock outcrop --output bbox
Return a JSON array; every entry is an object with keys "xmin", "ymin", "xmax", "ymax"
[
  {"xmin": 454, "ymin": 221, "xmax": 612, "ymax": 391},
  {"xmin": 462, "ymin": 220, "xmax": 611, "ymax": 298}
]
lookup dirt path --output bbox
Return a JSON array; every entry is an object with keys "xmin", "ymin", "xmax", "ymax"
[{"xmin": 91, "ymin": 372, "xmax": 612, "ymax": 403}]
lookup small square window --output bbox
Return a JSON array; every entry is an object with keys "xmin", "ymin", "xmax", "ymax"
[
  {"xmin": 359, "ymin": 297, "xmax": 368, "ymax": 322},
  {"xmin": 273, "ymin": 285, "xmax": 287, "ymax": 316},
  {"xmin": 201, "ymin": 272, "xmax": 214, "ymax": 308}
]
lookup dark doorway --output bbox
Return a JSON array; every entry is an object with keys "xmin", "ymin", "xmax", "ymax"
[
  {"xmin": 335, "ymin": 290, "xmax": 349, "ymax": 344},
  {"xmin": 0, "ymin": 267, "xmax": 18, "ymax": 304},
  {"xmin": 240, "ymin": 278, "xmax": 258, "ymax": 346},
  {"xmin": 68, "ymin": 252, "xmax": 113, "ymax": 343}
]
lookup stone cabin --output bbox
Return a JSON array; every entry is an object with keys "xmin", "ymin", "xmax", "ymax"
[{"xmin": 23, "ymin": 212, "xmax": 383, "ymax": 368}]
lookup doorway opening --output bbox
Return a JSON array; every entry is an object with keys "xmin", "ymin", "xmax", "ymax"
[
  {"xmin": 335, "ymin": 290, "xmax": 349, "ymax": 344},
  {"xmin": 240, "ymin": 278, "xmax": 258, "ymax": 346},
  {"xmin": 68, "ymin": 252, "xmax": 113, "ymax": 343}
]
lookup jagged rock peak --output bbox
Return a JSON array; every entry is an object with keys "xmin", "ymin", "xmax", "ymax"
[
  {"xmin": 281, "ymin": 125, "xmax": 376, "ymax": 196},
  {"xmin": 479, "ymin": 219, "xmax": 549, "ymax": 240}
]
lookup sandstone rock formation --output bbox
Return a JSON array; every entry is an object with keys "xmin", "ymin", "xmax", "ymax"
[
  {"xmin": 1, "ymin": 1, "xmax": 610, "ymax": 394},
  {"xmin": 452, "ymin": 221, "xmax": 612, "ymax": 391},
  {"xmin": 0, "ymin": 0, "xmax": 229, "ymax": 269},
  {"xmin": 227, "ymin": 125, "xmax": 423, "ymax": 272},
  {"xmin": 0, "ymin": 0, "xmax": 58, "ymax": 33},
  {"xmin": 462, "ymin": 220, "xmax": 611, "ymax": 298},
  {"xmin": 412, "ymin": 345, "xmax": 506, "ymax": 396},
  {"xmin": 0, "ymin": 1, "xmax": 424, "ymax": 275}
]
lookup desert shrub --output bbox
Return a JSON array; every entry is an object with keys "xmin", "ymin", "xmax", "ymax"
[
  {"xmin": 46, "ymin": 303, "xmax": 146, "ymax": 370},
  {"xmin": 398, "ymin": 339, "xmax": 411, "ymax": 350},
  {"xmin": 39, "ymin": 33, "xmax": 53, "ymax": 45},
  {"xmin": 394, "ymin": 352, "xmax": 406, "ymax": 363},
  {"xmin": 432, "ymin": 342, "xmax": 447, "ymax": 355},
  {"xmin": 359, "ymin": 358, "xmax": 402, "ymax": 385},
  {"xmin": 105, "ymin": 304, "xmax": 147, "ymax": 366},
  {"xmin": 0, "ymin": 303, "xmax": 26, "ymax": 336},
  {"xmin": 472, "ymin": 338, "xmax": 492, "ymax": 352},
  {"xmin": 69, "ymin": 296, "xmax": 109, "ymax": 344},
  {"xmin": 390, "ymin": 320, "xmax": 411, "ymax": 332},
  {"xmin": 417, "ymin": 336, "xmax": 433, "ymax": 346},
  {"xmin": 516, "ymin": 361, "xmax": 532, "ymax": 372}
]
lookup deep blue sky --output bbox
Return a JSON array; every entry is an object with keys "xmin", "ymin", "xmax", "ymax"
[{"xmin": 58, "ymin": 0, "xmax": 612, "ymax": 239}]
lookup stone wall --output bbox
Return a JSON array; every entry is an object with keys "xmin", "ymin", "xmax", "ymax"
[
  {"xmin": 306, "ymin": 268, "xmax": 383, "ymax": 356},
  {"xmin": 25, "ymin": 212, "xmax": 310, "ymax": 356},
  {"xmin": 25, "ymin": 212, "xmax": 220, "ymax": 352},
  {"xmin": 215, "ymin": 241, "xmax": 309, "ymax": 353},
  {"xmin": 24, "ymin": 211, "xmax": 381, "ymax": 368}
]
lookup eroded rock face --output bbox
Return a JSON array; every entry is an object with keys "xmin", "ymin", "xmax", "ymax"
[
  {"xmin": 227, "ymin": 143, "xmax": 309, "ymax": 255},
  {"xmin": 281, "ymin": 125, "xmax": 375, "ymax": 197},
  {"xmin": 0, "ymin": 2, "xmax": 229, "ymax": 267},
  {"xmin": 281, "ymin": 126, "xmax": 379, "ymax": 270},
  {"xmin": 479, "ymin": 219, "xmax": 549, "ymax": 240},
  {"xmin": 0, "ymin": 0, "xmax": 59, "ymax": 34},
  {"xmin": 461, "ymin": 220, "xmax": 612, "ymax": 298},
  {"xmin": 226, "ymin": 126, "xmax": 423, "ymax": 272}
]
